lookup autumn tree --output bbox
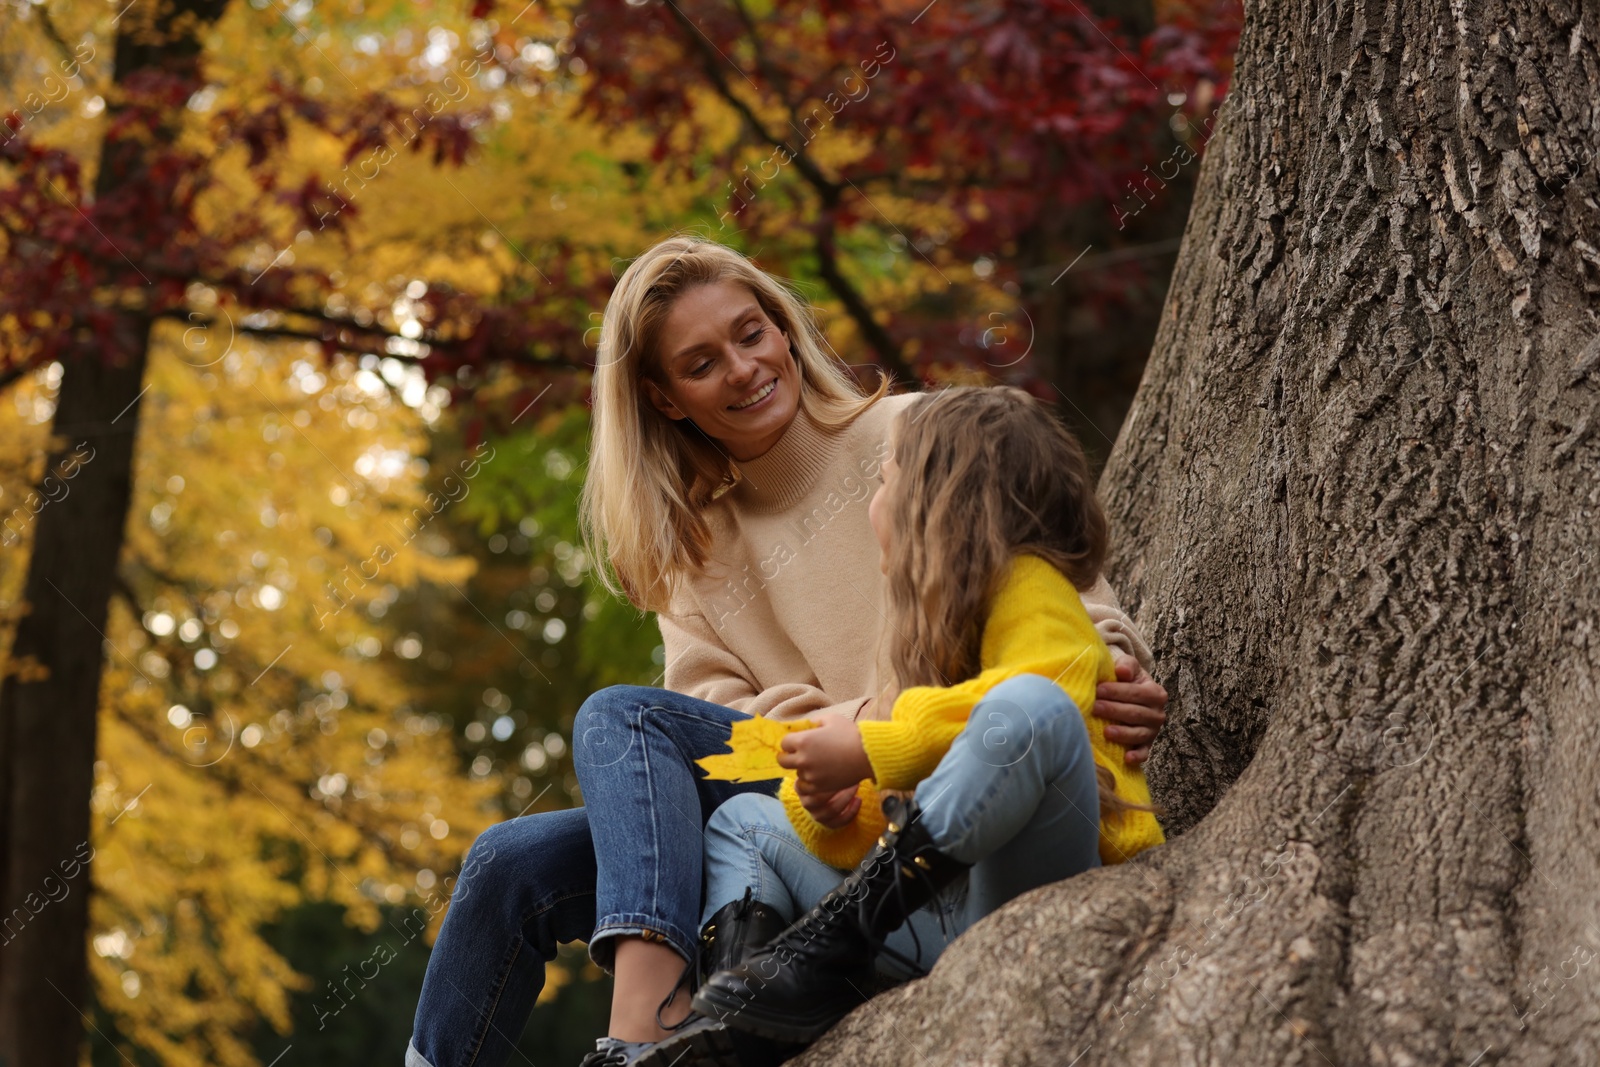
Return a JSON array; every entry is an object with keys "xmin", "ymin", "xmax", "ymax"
[
  {"xmin": 0, "ymin": 323, "xmax": 514, "ymax": 1066},
  {"xmin": 1, "ymin": 2, "xmax": 234, "ymax": 1061},
  {"xmin": 808, "ymin": 0, "xmax": 1600, "ymax": 1063},
  {"xmin": 0, "ymin": 0, "xmax": 670, "ymax": 1063},
  {"xmin": 0, "ymin": 350, "xmax": 657, "ymax": 1067},
  {"xmin": 571, "ymin": 0, "xmax": 1240, "ymax": 448}
]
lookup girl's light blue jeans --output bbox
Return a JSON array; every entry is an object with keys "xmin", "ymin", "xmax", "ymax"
[
  {"xmin": 406, "ymin": 685, "xmax": 776, "ymax": 1067},
  {"xmin": 702, "ymin": 673, "xmax": 1103, "ymax": 977}
]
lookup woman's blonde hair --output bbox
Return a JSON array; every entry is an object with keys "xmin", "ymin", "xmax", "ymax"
[
  {"xmin": 580, "ymin": 234, "xmax": 889, "ymax": 612},
  {"xmin": 876, "ymin": 385, "xmax": 1151, "ymax": 818}
]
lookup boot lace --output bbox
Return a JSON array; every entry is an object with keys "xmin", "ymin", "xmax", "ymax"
[
  {"xmin": 653, "ymin": 949, "xmax": 698, "ymax": 1034},
  {"xmin": 862, "ymin": 839, "xmax": 954, "ymax": 978},
  {"xmin": 766, "ymin": 830, "xmax": 954, "ymax": 980}
]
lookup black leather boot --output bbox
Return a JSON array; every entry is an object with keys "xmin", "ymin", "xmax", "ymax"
[
  {"xmin": 633, "ymin": 889, "xmax": 793, "ymax": 1067},
  {"xmin": 690, "ymin": 796, "xmax": 970, "ymax": 1044},
  {"xmin": 698, "ymin": 888, "xmax": 788, "ymax": 985}
]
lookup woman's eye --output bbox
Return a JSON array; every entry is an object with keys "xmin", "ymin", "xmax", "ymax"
[
  {"xmin": 741, "ymin": 327, "xmax": 765, "ymax": 345},
  {"xmin": 690, "ymin": 361, "xmax": 712, "ymax": 376}
]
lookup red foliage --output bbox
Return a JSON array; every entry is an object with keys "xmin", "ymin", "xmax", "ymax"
[
  {"xmin": 1, "ymin": 54, "xmax": 599, "ymax": 417},
  {"xmin": 1, "ymin": 1, "xmax": 1241, "ymax": 409},
  {"xmin": 561, "ymin": 0, "xmax": 1241, "ymax": 375}
]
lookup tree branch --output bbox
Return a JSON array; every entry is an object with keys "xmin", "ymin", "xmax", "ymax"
[
  {"xmin": 811, "ymin": 211, "xmax": 913, "ymax": 382},
  {"xmin": 33, "ymin": 4, "xmax": 79, "ymax": 71},
  {"xmin": 659, "ymin": 6, "xmax": 914, "ymax": 380},
  {"xmin": 1021, "ymin": 237, "xmax": 1185, "ymax": 280},
  {"xmin": 660, "ymin": 1, "xmax": 842, "ymax": 198},
  {"xmin": 151, "ymin": 308, "xmax": 594, "ymax": 374}
]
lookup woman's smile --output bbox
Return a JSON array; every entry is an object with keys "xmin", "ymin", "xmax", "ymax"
[{"xmin": 729, "ymin": 378, "xmax": 778, "ymax": 411}]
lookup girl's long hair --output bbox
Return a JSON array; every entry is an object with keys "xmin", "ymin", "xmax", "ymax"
[
  {"xmin": 878, "ymin": 385, "xmax": 1148, "ymax": 817},
  {"xmin": 579, "ymin": 234, "xmax": 889, "ymax": 613}
]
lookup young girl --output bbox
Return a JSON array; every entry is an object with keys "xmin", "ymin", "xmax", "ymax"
[{"xmin": 657, "ymin": 384, "xmax": 1165, "ymax": 1056}]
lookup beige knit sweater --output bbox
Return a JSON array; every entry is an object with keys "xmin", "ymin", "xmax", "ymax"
[{"xmin": 658, "ymin": 391, "xmax": 1154, "ymax": 723}]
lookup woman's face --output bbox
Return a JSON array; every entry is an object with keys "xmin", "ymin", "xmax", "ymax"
[
  {"xmin": 868, "ymin": 442, "xmax": 898, "ymax": 572},
  {"xmin": 645, "ymin": 279, "xmax": 802, "ymax": 462}
]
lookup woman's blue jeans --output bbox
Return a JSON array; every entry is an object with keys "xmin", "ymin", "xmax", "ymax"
[
  {"xmin": 702, "ymin": 674, "xmax": 1103, "ymax": 977},
  {"xmin": 406, "ymin": 685, "xmax": 776, "ymax": 1067}
]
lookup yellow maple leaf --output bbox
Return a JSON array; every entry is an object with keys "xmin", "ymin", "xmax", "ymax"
[{"xmin": 696, "ymin": 716, "xmax": 816, "ymax": 782}]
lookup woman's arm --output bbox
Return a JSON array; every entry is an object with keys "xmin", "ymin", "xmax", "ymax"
[
  {"xmin": 1079, "ymin": 576, "xmax": 1168, "ymax": 764},
  {"xmin": 658, "ymin": 607, "xmax": 871, "ymax": 722},
  {"xmin": 1079, "ymin": 575, "xmax": 1154, "ymax": 669}
]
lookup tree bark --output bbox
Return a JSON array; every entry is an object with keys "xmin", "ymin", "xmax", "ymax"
[
  {"xmin": 0, "ymin": 349, "xmax": 146, "ymax": 1067},
  {"xmin": 0, "ymin": 3, "xmax": 226, "ymax": 1064},
  {"xmin": 812, "ymin": 0, "xmax": 1600, "ymax": 1063}
]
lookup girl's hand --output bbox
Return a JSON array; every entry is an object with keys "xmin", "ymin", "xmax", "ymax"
[
  {"xmin": 799, "ymin": 784, "xmax": 862, "ymax": 830},
  {"xmin": 778, "ymin": 714, "xmax": 872, "ymax": 794},
  {"xmin": 1094, "ymin": 655, "xmax": 1168, "ymax": 765}
]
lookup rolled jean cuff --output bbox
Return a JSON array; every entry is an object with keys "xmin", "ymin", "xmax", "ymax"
[{"xmin": 588, "ymin": 913, "xmax": 697, "ymax": 975}]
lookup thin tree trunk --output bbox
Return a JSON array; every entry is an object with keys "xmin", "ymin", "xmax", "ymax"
[
  {"xmin": 0, "ymin": 348, "xmax": 147, "ymax": 1067},
  {"xmin": 0, "ymin": 4, "xmax": 226, "ymax": 1063},
  {"xmin": 815, "ymin": 0, "xmax": 1600, "ymax": 1062}
]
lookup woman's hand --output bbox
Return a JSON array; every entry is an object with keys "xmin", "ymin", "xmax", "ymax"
[
  {"xmin": 778, "ymin": 714, "xmax": 872, "ymax": 795},
  {"xmin": 1095, "ymin": 655, "xmax": 1168, "ymax": 765},
  {"xmin": 798, "ymin": 784, "xmax": 862, "ymax": 829}
]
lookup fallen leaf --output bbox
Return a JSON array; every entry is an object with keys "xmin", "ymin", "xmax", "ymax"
[{"xmin": 696, "ymin": 716, "xmax": 816, "ymax": 782}]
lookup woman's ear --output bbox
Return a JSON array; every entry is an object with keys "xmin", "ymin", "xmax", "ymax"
[{"xmin": 643, "ymin": 377, "xmax": 687, "ymax": 421}]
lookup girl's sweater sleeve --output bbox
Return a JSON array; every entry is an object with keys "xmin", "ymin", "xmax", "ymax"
[
  {"xmin": 777, "ymin": 777, "xmax": 890, "ymax": 870},
  {"xmin": 855, "ymin": 672, "xmax": 1010, "ymax": 791},
  {"xmin": 777, "ymin": 558, "xmax": 1156, "ymax": 871},
  {"xmin": 854, "ymin": 559, "xmax": 1112, "ymax": 793}
]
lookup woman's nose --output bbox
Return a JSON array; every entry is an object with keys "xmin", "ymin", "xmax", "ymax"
[{"xmin": 726, "ymin": 346, "xmax": 759, "ymax": 383}]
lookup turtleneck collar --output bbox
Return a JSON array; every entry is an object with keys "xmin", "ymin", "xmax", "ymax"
[{"xmin": 728, "ymin": 403, "xmax": 848, "ymax": 514}]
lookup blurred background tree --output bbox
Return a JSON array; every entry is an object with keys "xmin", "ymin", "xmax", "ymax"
[
  {"xmin": 0, "ymin": 0, "xmax": 1238, "ymax": 1064},
  {"xmin": 572, "ymin": 0, "xmax": 1240, "ymax": 457}
]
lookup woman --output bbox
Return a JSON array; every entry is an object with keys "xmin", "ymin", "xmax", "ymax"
[{"xmin": 404, "ymin": 235, "xmax": 1169, "ymax": 1067}]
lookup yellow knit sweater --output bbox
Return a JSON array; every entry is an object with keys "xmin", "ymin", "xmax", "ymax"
[{"xmin": 779, "ymin": 553, "xmax": 1166, "ymax": 869}]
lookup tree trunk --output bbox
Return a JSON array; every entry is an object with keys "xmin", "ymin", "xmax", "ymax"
[
  {"xmin": 814, "ymin": 0, "xmax": 1600, "ymax": 1063},
  {"xmin": 0, "ymin": 4, "xmax": 226, "ymax": 1064},
  {"xmin": 0, "ymin": 349, "xmax": 146, "ymax": 1067}
]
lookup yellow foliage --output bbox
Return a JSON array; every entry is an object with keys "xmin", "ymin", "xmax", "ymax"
[
  {"xmin": 696, "ymin": 716, "xmax": 815, "ymax": 783},
  {"xmin": 0, "ymin": 330, "xmax": 505, "ymax": 1066},
  {"xmin": 0, "ymin": 0, "xmax": 1035, "ymax": 1058}
]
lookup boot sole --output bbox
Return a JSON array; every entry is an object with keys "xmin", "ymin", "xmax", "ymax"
[
  {"xmin": 691, "ymin": 984, "xmax": 855, "ymax": 1045},
  {"xmin": 632, "ymin": 1022, "xmax": 742, "ymax": 1067}
]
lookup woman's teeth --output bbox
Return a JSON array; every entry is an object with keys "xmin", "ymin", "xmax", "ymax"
[{"xmin": 730, "ymin": 379, "xmax": 776, "ymax": 410}]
